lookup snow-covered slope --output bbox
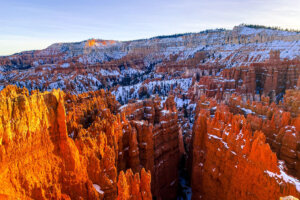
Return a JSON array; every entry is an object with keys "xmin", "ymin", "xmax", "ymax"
[
  {"xmin": 1, "ymin": 25, "xmax": 299, "ymax": 69},
  {"xmin": 0, "ymin": 24, "xmax": 299, "ymax": 95}
]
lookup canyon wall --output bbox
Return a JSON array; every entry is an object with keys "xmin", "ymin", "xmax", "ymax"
[
  {"xmin": 64, "ymin": 89, "xmax": 182, "ymax": 200},
  {"xmin": 119, "ymin": 95, "xmax": 182, "ymax": 200},
  {"xmin": 188, "ymin": 51, "xmax": 300, "ymax": 103}
]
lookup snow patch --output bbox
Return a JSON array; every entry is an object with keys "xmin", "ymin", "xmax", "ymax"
[
  {"xmin": 264, "ymin": 161, "xmax": 300, "ymax": 192},
  {"xmin": 93, "ymin": 184, "xmax": 104, "ymax": 195},
  {"xmin": 208, "ymin": 134, "xmax": 229, "ymax": 149}
]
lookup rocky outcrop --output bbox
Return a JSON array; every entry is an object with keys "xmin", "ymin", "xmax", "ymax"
[
  {"xmin": 65, "ymin": 89, "xmax": 172, "ymax": 199},
  {"xmin": 0, "ymin": 85, "xmax": 99, "ymax": 199},
  {"xmin": 0, "ymin": 86, "xmax": 152, "ymax": 200},
  {"xmin": 187, "ymin": 51, "xmax": 300, "ymax": 103},
  {"xmin": 117, "ymin": 168, "xmax": 152, "ymax": 200},
  {"xmin": 189, "ymin": 104, "xmax": 300, "ymax": 200},
  {"xmin": 283, "ymin": 89, "xmax": 300, "ymax": 117},
  {"xmin": 64, "ymin": 89, "xmax": 156, "ymax": 200},
  {"xmin": 226, "ymin": 92, "xmax": 300, "ymax": 180},
  {"xmin": 119, "ymin": 96, "xmax": 181, "ymax": 200},
  {"xmin": 222, "ymin": 51, "xmax": 300, "ymax": 101}
]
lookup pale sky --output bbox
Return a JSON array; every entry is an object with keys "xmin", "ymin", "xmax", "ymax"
[{"xmin": 0, "ymin": 0, "xmax": 300, "ymax": 56}]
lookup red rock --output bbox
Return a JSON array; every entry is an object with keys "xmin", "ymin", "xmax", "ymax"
[
  {"xmin": 189, "ymin": 104, "xmax": 300, "ymax": 200},
  {"xmin": 117, "ymin": 168, "xmax": 152, "ymax": 200},
  {"xmin": 0, "ymin": 86, "xmax": 153, "ymax": 200},
  {"xmin": 120, "ymin": 96, "xmax": 181, "ymax": 200},
  {"xmin": 0, "ymin": 86, "xmax": 99, "ymax": 200}
]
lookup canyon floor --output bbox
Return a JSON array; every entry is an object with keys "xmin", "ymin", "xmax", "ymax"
[{"xmin": 0, "ymin": 24, "xmax": 299, "ymax": 200}]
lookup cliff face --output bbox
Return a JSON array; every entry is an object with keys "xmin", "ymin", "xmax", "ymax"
[
  {"xmin": 117, "ymin": 168, "xmax": 152, "ymax": 200},
  {"xmin": 227, "ymin": 92, "xmax": 300, "ymax": 180},
  {"xmin": 119, "ymin": 96, "xmax": 181, "ymax": 200},
  {"xmin": 64, "ymin": 89, "xmax": 154, "ymax": 200},
  {"xmin": 188, "ymin": 51, "xmax": 300, "ymax": 103},
  {"xmin": 189, "ymin": 104, "xmax": 300, "ymax": 200},
  {"xmin": 0, "ymin": 85, "xmax": 99, "ymax": 199},
  {"xmin": 0, "ymin": 86, "xmax": 152, "ymax": 200}
]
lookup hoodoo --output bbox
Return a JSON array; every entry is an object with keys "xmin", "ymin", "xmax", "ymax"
[{"xmin": 0, "ymin": 86, "xmax": 152, "ymax": 200}]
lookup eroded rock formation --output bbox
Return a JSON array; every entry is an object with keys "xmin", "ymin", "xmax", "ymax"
[
  {"xmin": 0, "ymin": 86, "xmax": 152, "ymax": 200},
  {"xmin": 119, "ymin": 95, "xmax": 181, "ymax": 200},
  {"xmin": 226, "ymin": 93, "xmax": 300, "ymax": 179},
  {"xmin": 0, "ymin": 85, "xmax": 99, "ymax": 199},
  {"xmin": 189, "ymin": 104, "xmax": 300, "ymax": 200}
]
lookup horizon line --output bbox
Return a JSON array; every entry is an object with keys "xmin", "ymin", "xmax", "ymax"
[{"xmin": 2, "ymin": 23, "xmax": 300, "ymax": 57}]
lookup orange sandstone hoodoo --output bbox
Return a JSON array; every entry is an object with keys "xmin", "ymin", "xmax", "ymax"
[
  {"xmin": 0, "ymin": 86, "xmax": 151, "ymax": 200},
  {"xmin": 189, "ymin": 104, "xmax": 300, "ymax": 200}
]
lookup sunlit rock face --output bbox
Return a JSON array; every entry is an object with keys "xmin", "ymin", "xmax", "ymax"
[
  {"xmin": 64, "ymin": 89, "xmax": 154, "ymax": 200},
  {"xmin": 0, "ymin": 86, "xmax": 152, "ymax": 200},
  {"xmin": 117, "ymin": 168, "xmax": 152, "ymax": 200},
  {"xmin": 280, "ymin": 196, "xmax": 299, "ymax": 200},
  {"xmin": 189, "ymin": 104, "xmax": 300, "ymax": 200},
  {"xmin": 86, "ymin": 39, "xmax": 97, "ymax": 47},
  {"xmin": 226, "ymin": 92, "xmax": 300, "ymax": 180},
  {"xmin": 0, "ymin": 85, "xmax": 99, "ymax": 199}
]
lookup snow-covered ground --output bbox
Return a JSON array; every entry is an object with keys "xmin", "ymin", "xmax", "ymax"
[
  {"xmin": 4, "ymin": 25, "xmax": 299, "ymax": 67},
  {"xmin": 112, "ymin": 78, "xmax": 192, "ymax": 104}
]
